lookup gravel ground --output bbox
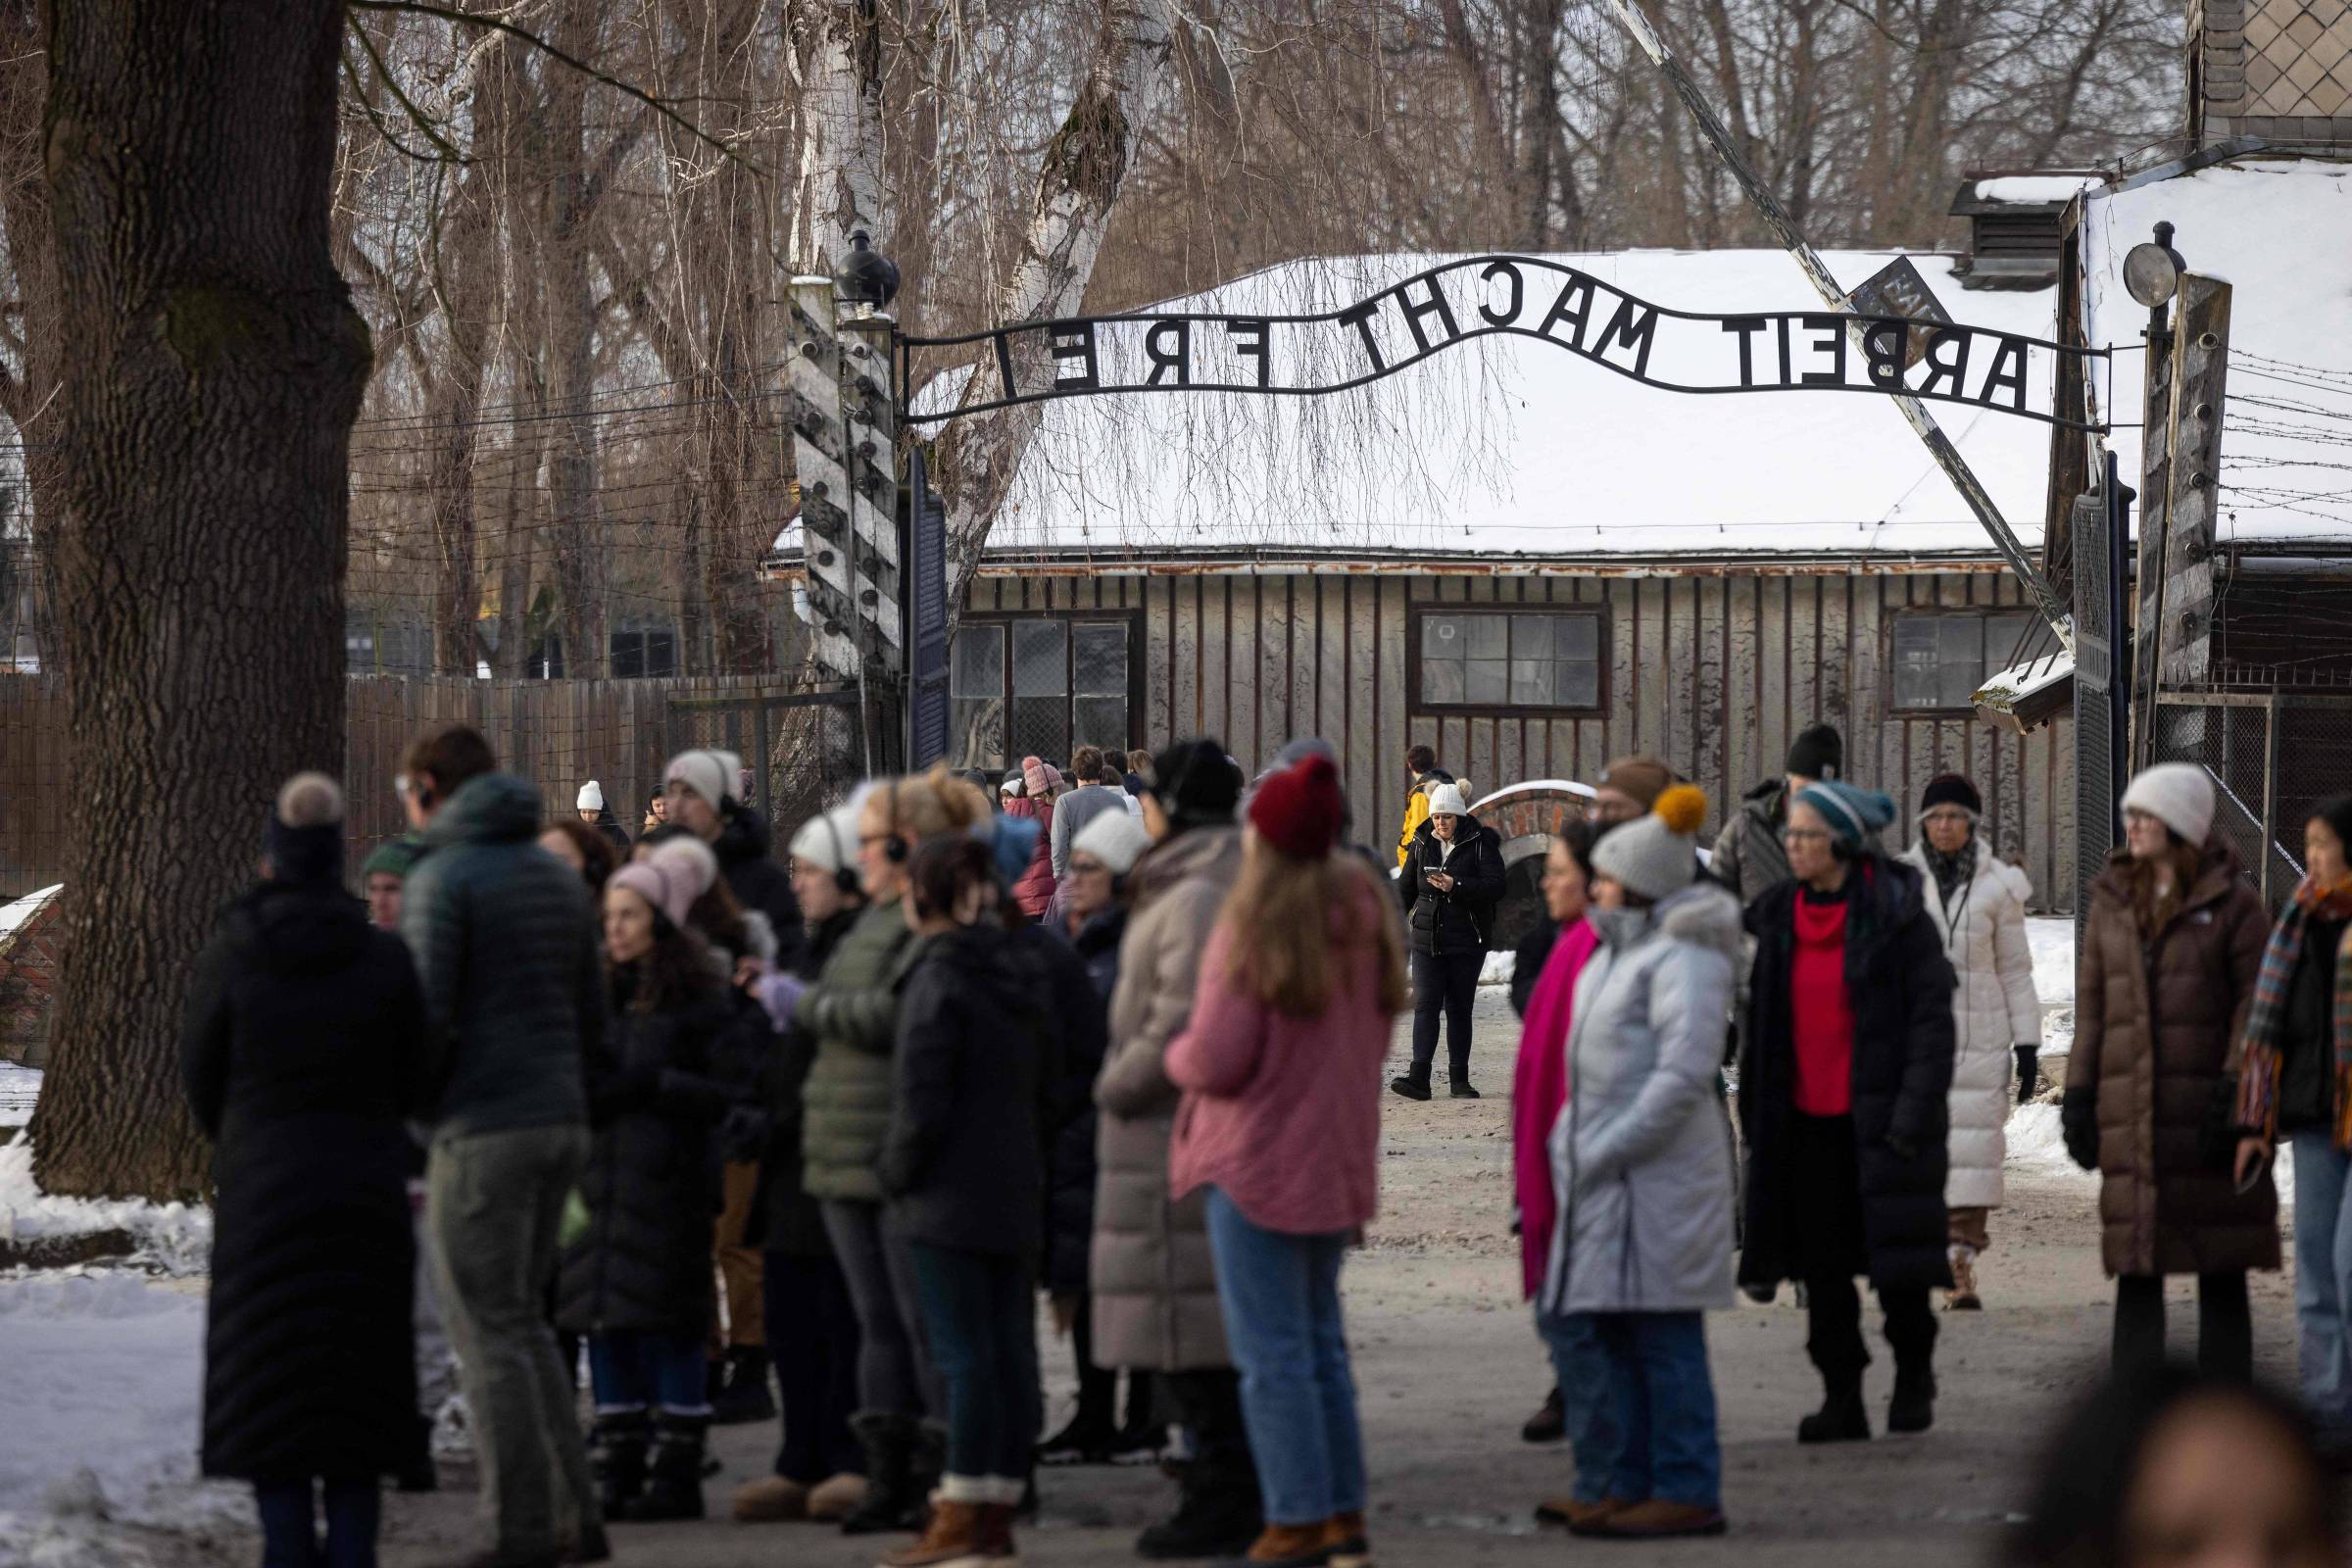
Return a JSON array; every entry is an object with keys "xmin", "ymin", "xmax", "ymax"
[{"xmin": 372, "ymin": 986, "xmax": 2297, "ymax": 1568}]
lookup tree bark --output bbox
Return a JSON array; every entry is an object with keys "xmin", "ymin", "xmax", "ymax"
[
  {"xmin": 932, "ymin": 0, "xmax": 1173, "ymax": 618},
  {"xmin": 34, "ymin": 0, "xmax": 371, "ymax": 1200}
]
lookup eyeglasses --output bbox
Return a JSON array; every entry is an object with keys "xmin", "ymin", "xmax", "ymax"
[{"xmin": 1780, "ymin": 827, "xmax": 1832, "ymax": 845}]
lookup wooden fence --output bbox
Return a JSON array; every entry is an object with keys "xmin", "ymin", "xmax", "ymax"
[{"xmin": 1, "ymin": 673, "xmax": 865, "ymax": 898}]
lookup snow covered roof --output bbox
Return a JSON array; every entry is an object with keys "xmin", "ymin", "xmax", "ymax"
[
  {"xmin": 2078, "ymin": 159, "xmax": 2352, "ymax": 548},
  {"xmin": 935, "ymin": 249, "xmax": 2058, "ymax": 564},
  {"xmin": 1969, "ymin": 175, "xmax": 2103, "ymax": 206}
]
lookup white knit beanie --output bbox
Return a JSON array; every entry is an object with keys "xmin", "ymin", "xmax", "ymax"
[
  {"xmin": 2122, "ymin": 762, "xmax": 2216, "ymax": 846},
  {"xmin": 1072, "ymin": 808, "xmax": 1152, "ymax": 876},
  {"xmin": 664, "ymin": 748, "xmax": 742, "ymax": 809},
  {"xmin": 1425, "ymin": 783, "xmax": 1469, "ymax": 817},
  {"xmin": 576, "ymin": 780, "xmax": 604, "ymax": 812},
  {"xmin": 1590, "ymin": 786, "xmax": 1708, "ymax": 903},
  {"xmin": 787, "ymin": 807, "xmax": 860, "ymax": 874}
]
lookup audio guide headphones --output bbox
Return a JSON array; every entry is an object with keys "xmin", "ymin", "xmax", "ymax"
[
  {"xmin": 819, "ymin": 811, "xmax": 861, "ymax": 896},
  {"xmin": 883, "ymin": 780, "xmax": 910, "ymax": 864}
]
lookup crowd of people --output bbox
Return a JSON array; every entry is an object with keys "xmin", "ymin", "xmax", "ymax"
[{"xmin": 175, "ymin": 714, "xmax": 2352, "ymax": 1567}]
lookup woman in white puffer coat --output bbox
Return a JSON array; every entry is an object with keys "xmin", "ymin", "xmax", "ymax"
[{"xmin": 1899, "ymin": 772, "xmax": 2042, "ymax": 1310}]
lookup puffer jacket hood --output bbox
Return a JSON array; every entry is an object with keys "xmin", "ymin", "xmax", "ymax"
[
  {"xmin": 241, "ymin": 883, "xmax": 370, "ymax": 977},
  {"xmin": 423, "ymin": 772, "xmax": 542, "ymax": 849}
]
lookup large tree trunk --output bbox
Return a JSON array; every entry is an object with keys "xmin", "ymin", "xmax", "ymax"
[
  {"xmin": 34, "ymin": 0, "xmax": 370, "ymax": 1200},
  {"xmin": 932, "ymin": 0, "xmax": 1173, "ymax": 618}
]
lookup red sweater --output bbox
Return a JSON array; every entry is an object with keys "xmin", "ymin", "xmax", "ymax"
[{"xmin": 1789, "ymin": 889, "xmax": 1855, "ymax": 1116}]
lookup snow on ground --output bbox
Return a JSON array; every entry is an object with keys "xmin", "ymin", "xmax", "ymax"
[
  {"xmin": 0, "ymin": 1062, "xmax": 38, "ymax": 1128},
  {"xmin": 2028, "ymin": 915, "xmax": 2076, "ymax": 1055},
  {"xmin": 0, "ymin": 1270, "xmax": 242, "ymax": 1568},
  {"xmin": 0, "ymin": 1141, "xmax": 212, "ymax": 1275},
  {"xmin": 1479, "ymin": 950, "xmax": 1516, "ymax": 987}
]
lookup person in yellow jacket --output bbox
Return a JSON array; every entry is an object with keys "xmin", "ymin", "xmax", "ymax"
[{"xmin": 1396, "ymin": 745, "xmax": 1459, "ymax": 868}]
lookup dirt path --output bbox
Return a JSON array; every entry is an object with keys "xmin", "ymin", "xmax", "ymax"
[{"xmin": 378, "ymin": 987, "xmax": 2297, "ymax": 1567}]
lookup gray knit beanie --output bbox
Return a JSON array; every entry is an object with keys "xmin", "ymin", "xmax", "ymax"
[{"xmin": 1590, "ymin": 784, "xmax": 1707, "ymax": 903}]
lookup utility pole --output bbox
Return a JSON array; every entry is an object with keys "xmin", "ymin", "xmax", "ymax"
[{"xmin": 1599, "ymin": 0, "xmax": 2074, "ymax": 652}]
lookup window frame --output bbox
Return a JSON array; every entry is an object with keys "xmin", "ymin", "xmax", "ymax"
[
  {"xmin": 951, "ymin": 607, "xmax": 1148, "ymax": 765},
  {"xmin": 1405, "ymin": 603, "xmax": 1610, "ymax": 718},
  {"xmin": 1884, "ymin": 607, "xmax": 2040, "ymax": 715}
]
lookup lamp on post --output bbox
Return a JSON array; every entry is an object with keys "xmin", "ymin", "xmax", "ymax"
[{"xmin": 836, "ymin": 229, "xmax": 900, "ymax": 318}]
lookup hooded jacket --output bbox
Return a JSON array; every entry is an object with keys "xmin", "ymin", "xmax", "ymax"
[
  {"xmin": 1006, "ymin": 793, "xmax": 1057, "ymax": 918},
  {"xmin": 1899, "ymin": 841, "xmax": 2042, "ymax": 1209},
  {"xmin": 1738, "ymin": 854, "xmax": 1958, "ymax": 1293},
  {"xmin": 2070, "ymin": 840, "xmax": 2278, "ymax": 1278},
  {"xmin": 181, "ymin": 882, "xmax": 427, "ymax": 1483},
  {"xmin": 1538, "ymin": 882, "xmax": 1741, "ymax": 1316},
  {"xmin": 1395, "ymin": 767, "xmax": 1457, "ymax": 868},
  {"xmin": 713, "ymin": 806, "xmax": 806, "ymax": 972},
  {"xmin": 1090, "ymin": 823, "xmax": 1243, "ymax": 1371},
  {"xmin": 401, "ymin": 772, "xmax": 604, "ymax": 1140},
  {"xmin": 800, "ymin": 898, "xmax": 917, "ymax": 1202}
]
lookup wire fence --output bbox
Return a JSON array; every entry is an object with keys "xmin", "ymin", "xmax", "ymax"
[{"xmin": 2145, "ymin": 672, "xmax": 2352, "ymax": 907}]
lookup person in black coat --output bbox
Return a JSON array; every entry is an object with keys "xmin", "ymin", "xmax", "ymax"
[
  {"xmin": 1737, "ymin": 781, "xmax": 1957, "ymax": 1446},
  {"xmin": 1395, "ymin": 783, "xmax": 1506, "ymax": 1100},
  {"xmin": 879, "ymin": 836, "xmax": 1059, "ymax": 1562},
  {"xmin": 1035, "ymin": 807, "xmax": 1155, "ymax": 1464},
  {"xmin": 180, "ymin": 773, "xmax": 428, "ymax": 1568},
  {"xmin": 730, "ymin": 807, "xmax": 872, "ymax": 1525},
  {"xmin": 557, "ymin": 853, "xmax": 740, "ymax": 1523}
]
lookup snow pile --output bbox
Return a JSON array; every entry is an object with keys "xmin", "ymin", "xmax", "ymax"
[
  {"xmin": 2028, "ymin": 915, "xmax": 2076, "ymax": 1055},
  {"xmin": 0, "ymin": 1141, "xmax": 212, "ymax": 1276},
  {"xmin": 0, "ymin": 1271, "xmax": 243, "ymax": 1568},
  {"xmin": 1479, "ymin": 950, "xmax": 1516, "ymax": 988},
  {"xmin": 0, "ymin": 1062, "xmax": 37, "ymax": 1128},
  {"xmin": 2007, "ymin": 1102, "xmax": 2095, "ymax": 1183}
]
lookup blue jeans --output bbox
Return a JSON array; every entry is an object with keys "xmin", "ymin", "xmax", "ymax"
[
  {"xmin": 1534, "ymin": 1311, "xmax": 1631, "ymax": 1504},
  {"xmin": 254, "ymin": 1477, "xmax": 379, "ymax": 1568},
  {"xmin": 587, "ymin": 1329, "xmax": 710, "ymax": 1416},
  {"xmin": 1203, "ymin": 1187, "xmax": 1367, "ymax": 1527},
  {"xmin": 1571, "ymin": 1312, "xmax": 1721, "ymax": 1509},
  {"xmin": 2293, "ymin": 1134, "xmax": 2352, "ymax": 1436},
  {"xmin": 906, "ymin": 1242, "xmax": 1040, "ymax": 1494}
]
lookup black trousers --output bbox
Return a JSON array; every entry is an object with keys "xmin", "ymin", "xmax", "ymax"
[
  {"xmin": 2114, "ymin": 1271, "xmax": 2252, "ymax": 1381},
  {"xmin": 1790, "ymin": 1113, "xmax": 1936, "ymax": 1385},
  {"xmin": 763, "ymin": 1250, "xmax": 864, "ymax": 1483},
  {"xmin": 1409, "ymin": 949, "xmax": 1483, "ymax": 1084},
  {"xmin": 1071, "ymin": 1296, "xmax": 1153, "ymax": 1433},
  {"xmin": 1163, "ymin": 1367, "xmax": 1252, "ymax": 1477}
]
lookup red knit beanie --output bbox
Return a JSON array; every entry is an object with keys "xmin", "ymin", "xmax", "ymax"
[{"xmin": 1249, "ymin": 754, "xmax": 1344, "ymax": 858}]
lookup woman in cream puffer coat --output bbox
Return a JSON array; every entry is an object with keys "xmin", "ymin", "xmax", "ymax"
[{"xmin": 1899, "ymin": 773, "xmax": 2042, "ymax": 1309}]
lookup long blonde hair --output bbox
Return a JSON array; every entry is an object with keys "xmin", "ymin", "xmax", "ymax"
[{"xmin": 1217, "ymin": 834, "xmax": 1408, "ymax": 1017}]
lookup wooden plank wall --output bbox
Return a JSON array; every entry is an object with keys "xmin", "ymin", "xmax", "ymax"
[
  {"xmin": 0, "ymin": 673, "xmax": 807, "ymax": 897},
  {"xmin": 969, "ymin": 567, "xmax": 2076, "ymax": 912}
]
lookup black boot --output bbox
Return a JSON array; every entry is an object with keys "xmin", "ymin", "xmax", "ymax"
[
  {"xmin": 839, "ymin": 1411, "xmax": 921, "ymax": 1536},
  {"xmin": 1389, "ymin": 1069, "xmax": 1433, "ymax": 1102},
  {"xmin": 396, "ymin": 1413, "xmax": 439, "ymax": 1493},
  {"xmin": 589, "ymin": 1409, "xmax": 652, "ymax": 1521},
  {"xmin": 1888, "ymin": 1363, "xmax": 1936, "ymax": 1435},
  {"xmin": 1797, "ymin": 1374, "xmax": 1871, "ymax": 1445},
  {"xmin": 1037, "ymin": 1409, "xmax": 1117, "ymax": 1466},
  {"xmin": 624, "ymin": 1411, "xmax": 709, "ymax": 1522},
  {"xmin": 1449, "ymin": 1077, "xmax": 1482, "ymax": 1100},
  {"xmin": 709, "ymin": 1346, "xmax": 776, "ymax": 1426},
  {"xmin": 1521, "ymin": 1387, "xmax": 1566, "ymax": 1444},
  {"xmin": 1136, "ymin": 1454, "xmax": 1262, "ymax": 1559}
]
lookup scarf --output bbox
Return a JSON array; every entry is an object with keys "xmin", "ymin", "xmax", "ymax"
[
  {"xmin": 1921, "ymin": 836, "xmax": 1978, "ymax": 906},
  {"xmin": 1511, "ymin": 918, "xmax": 1599, "ymax": 1301},
  {"xmin": 2234, "ymin": 875, "xmax": 2352, "ymax": 1147}
]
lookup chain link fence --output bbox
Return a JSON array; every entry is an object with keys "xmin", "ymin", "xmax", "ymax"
[{"xmin": 2146, "ymin": 673, "xmax": 2352, "ymax": 906}]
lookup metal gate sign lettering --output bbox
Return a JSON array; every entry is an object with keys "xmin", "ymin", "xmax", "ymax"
[{"xmin": 901, "ymin": 254, "xmax": 2102, "ymax": 431}]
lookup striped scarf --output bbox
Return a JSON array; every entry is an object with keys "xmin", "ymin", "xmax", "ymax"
[{"xmin": 2234, "ymin": 877, "xmax": 2352, "ymax": 1146}]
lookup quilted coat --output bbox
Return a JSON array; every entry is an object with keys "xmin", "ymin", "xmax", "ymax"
[
  {"xmin": 2068, "ymin": 840, "xmax": 2278, "ymax": 1278},
  {"xmin": 1899, "ymin": 844, "xmax": 2043, "ymax": 1208}
]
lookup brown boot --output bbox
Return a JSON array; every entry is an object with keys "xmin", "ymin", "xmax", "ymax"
[
  {"xmin": 1578, "ymin": 1499, "xmax": 1728, "ymax": 1539},
  {"xmin": 732, "ymin": 1475, "xmax": 810, "ymax": 1522},
  {"xmin": 976, "ymin": 1500, "xmax": 1021, "ymax": 1564},
  {"xmin": 808, "ymin": 1470, "xmax": 871, "ymax": 1522},
  {"xmin": 1945, "ymin": 1246, "xmax": 1982, "ymax": 1310},
  {"xmin": 1217, "ymin": 1523, "xmax": 1333, "ymax": 1566},
  {"xmin": 1535, "ymin": 1495, "xmax": 1630, "ymax": 1529},
  {"xmin": 1322, "ymin": 1510, "xmax": 1371, "ymax": 1568},
  {"xmin": 878, "ymin": 1498, "xmax": 986, "ymax": 1568}
]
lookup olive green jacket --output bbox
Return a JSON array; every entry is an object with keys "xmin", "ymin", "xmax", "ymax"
[{"xmin": 800, "ymin": 898, "xmax": 916, "ymax": 1203}]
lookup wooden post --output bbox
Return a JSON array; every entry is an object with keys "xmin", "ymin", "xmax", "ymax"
[
  {"xmin": 2158, "ymin": 275, "xmax": 2230, "ymax": 692},
  {"xmin": 2261, "ymin": 686, "xmax": 2282, "ymax": 903},
  {"xmin": 839, "ymin": 313, "xmax": 902, "ymax": 675},
  {"xmin": 789, "ymin": 276, "xmax": 861, "ymax": 679},
  {"xmin": 2132, "ymin": 303, "xmax": 2175, "ymax": 771}
]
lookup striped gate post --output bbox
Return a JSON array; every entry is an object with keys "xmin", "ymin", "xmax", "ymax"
[{"xmin": 789, "ymin": 275, "xmax": 862, "ymax": 680}]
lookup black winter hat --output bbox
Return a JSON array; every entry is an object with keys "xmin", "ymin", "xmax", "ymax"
[
  {"xmin": 2315, "ymin": 795, "xmax": 2352, "ymax": 857},
  {"xmin": 1787, "ymin": 723, "xmax": 1843, "ymax": 782},
  {"xmin": 1148, "ymin": 738, "xmax": 1242, "ymax": 826},
  {"xmin": 1920, "ymin": 773, "xmax": 1983, "ymax": 818}
]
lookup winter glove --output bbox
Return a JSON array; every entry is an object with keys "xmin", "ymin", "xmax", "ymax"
[
  {"xmin": 2014, "ymin": 1045, "xmax": 2039, "ymax": 1106},
  {"xmin": 2061, "ymin": 1087, "xmax": 2100, "ymax": 1172},
  {"xmin": 749, "ymin": 971, "xmax": 809, "ymax": 1034}
]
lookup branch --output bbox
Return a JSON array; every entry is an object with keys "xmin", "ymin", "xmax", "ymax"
[
  {"xmin": 348, "ymin": 21, "xmax": 467, "ymax": 163},
  {"xmin": 348, "ymin": 0, "xmax": 762, "ymax": 175},
  {"xmin": 340, "ymin": 51, "xmax": 457, "ymax": 166}
]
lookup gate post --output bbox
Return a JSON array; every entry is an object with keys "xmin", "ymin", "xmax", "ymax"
[
  {"xmin": 2261, "ymin": 686, "xmax": 2282, "ymax": 904},
  {"xmin": 789, "ymin": 276, "xmax": 862, "ymax": 682}
]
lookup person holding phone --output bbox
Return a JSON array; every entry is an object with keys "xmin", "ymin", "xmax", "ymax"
[
  {"xmin": 2233, "ymin": 795, "xmax": 2352, "ymax": 1446},
  {"xmin": 1396, "ymin": 784, "xmax": 1505, "ymax": 1101},
  {"xmin": 2063, "ymin": 763, "xmax": 2276, "ymax": 1380}
]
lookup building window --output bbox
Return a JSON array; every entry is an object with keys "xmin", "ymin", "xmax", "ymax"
[
  {"xmin": 1890, "ymin": 610, "xmax": 2036, "ymax": 711},
  {"xmin": 1417, "ymin": 610, "xmax": 1602, "ymax": 711},
  {"xmin": 951, "ymin": 615, "xmax": 1135, "ymax": 770},
  {"xmin": 610, "ymin": 620, "xmax": 679, "ymax": 679}
]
